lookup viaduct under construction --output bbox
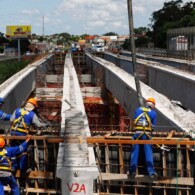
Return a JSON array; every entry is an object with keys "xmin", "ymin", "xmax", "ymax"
[{"xmin": 0, "ymin": 49, "xmax": 194, "ymax": 195}]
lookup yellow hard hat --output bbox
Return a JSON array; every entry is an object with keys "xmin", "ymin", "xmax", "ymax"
[
  {"xmin": 0, "ymin": 137, "xmax": 5, "ymax": 148},
  {"xmin": 27, "ymin": 98, "xmax": 38, "ymax": 107},
  {"xmin": 146, "ymin": 97, "xmax": 156, "ymax": 105}
]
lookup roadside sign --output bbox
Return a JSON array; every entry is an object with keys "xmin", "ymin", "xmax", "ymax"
[{"xmin": 6, "ymin": 25, "xmax": 31, "ymax": 39}]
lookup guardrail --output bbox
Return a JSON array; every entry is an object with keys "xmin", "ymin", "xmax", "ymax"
[{"xmin": 137, "ymin": 48, "xmax": 195, "ymax": 61}]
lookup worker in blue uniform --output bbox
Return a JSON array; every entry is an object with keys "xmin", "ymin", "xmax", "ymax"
[
  {"xmin": 0, "ymin": 97, "xmax": 11, "ymax": 121},
  {"xmin": 10, "ymin": 98, "xmax": 46, "ymax": 172},
  {"xmin": 0, "ymin": 135, "xmax": 31, "ymax": 195},
  {"xmin": 129, "ymin": 97, "xmax": 157, "ymax": 177}
]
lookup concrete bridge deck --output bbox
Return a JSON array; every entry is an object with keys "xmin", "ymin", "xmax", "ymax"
[{"xmin": 0, "ymin": 51, "xmax": 194, "ymax": 194}]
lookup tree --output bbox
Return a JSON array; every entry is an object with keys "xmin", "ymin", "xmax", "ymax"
[
  {"xmin": 70, "ymin": 35, "xmax": 80, "ymax": 42},
  {"xmin": 80, "ymin": 34, "xmax": 89, "ymax": 39},
  {"xmin": 59, "ymin": 32, "xmax": 71, "ymax": 40},
  {"xmin": 0, "ymin": 32, "xmax": 9, "ymax": 46},
  {"xmin": 8, "ymin": 39, "xmax": 31, "ymax": 54},
  {"xmin": 38, "ymin": 36, "xmax": 44, "ymax": 42},
  {"xmin": 150, "ymin": 0, "xmax": 195, "ymax": 48},
  {"xmin": 135, "ymin": 37, "xmax": 151, "ymax": 48},
  {"xmin": 121, "ymin": 38, "xmax": 130, "ymax": 51},
  {"xmin": 102, "ymin": 32, "xmax": 118, "ymax": 36},
  {"xmin": 134, "ymin": 27, "xmax": 149, "ymax": 35}
]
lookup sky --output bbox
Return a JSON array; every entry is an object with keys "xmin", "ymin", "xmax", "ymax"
[{"xmin": 0, "ymin": 0, "xmax": 190, "ymax": 36}]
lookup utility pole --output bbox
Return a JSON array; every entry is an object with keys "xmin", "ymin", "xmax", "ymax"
[
  {"xmin": 127, "ymin": 0, "xmax": 144, "ymax": 107},
  {"xmin": 18, "ymin": 38, "xmax": 21, "ymax": 62},
  {"xmin": 42, "ymin": 16, "xmax": 45, "ymax": 55},
  {"xmin": 42, "ymin": 16, "xmax": 45, "ymax": 36}
]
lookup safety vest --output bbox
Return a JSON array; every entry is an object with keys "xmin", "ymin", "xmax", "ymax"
[
  {"xmin": 11, "ymin": 108, "xmax": 30, "ymax": 134},
  {"xmin": 0, "ymin": 149, "xmax": 11, "ymax": 172},
  {"xmin": 133, "ymin": 107, "xmax": 152, "ymax": 131}
]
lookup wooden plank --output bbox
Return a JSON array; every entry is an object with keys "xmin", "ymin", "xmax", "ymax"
[
  {"xmin": 26, "ymin": 188, "xmax": 58, "ymax": 193},
  {"xmin": 87, "ymin": 138, "xmax": 195, "ymax": 145},
  {"xmin": 162, "ymin": 150, "xmax": 167, "ymax": 195},
  {"xmin": 34, "ymin": 139, "xmax": 39, "ymax": 189},
  {"xmin": 100, "ymin": 173, "xmax": 194, "ymax": 186},
  {"xmin": 15, "ymin": 170, "xmax": 53, "ymax": 179},
  {"xmin": 166, "ymin": 130, "xmax": 176, "ymax": 139},
  {"xmin": 4, "ymin": 186, "xmax": 58, "ymax": 194},
  {"xmin": 186, "ymin": 145, "xmax": 191, "ymax": 177},
  {"xmin": 2, "ymin": 135, "xmax": 193, "ymax": 145},
  {"xmin": 119, "ymin": 144, "xmax": 124, "ymax": 194},
  {"xmin": 105, "ymin": 144, "xmax": 110, "ymax": 193},
  {"xmin": 104, "ymin": 130, "xmax": 117, "ymax": 138}
]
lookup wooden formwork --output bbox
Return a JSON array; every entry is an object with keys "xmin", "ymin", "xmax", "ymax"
[
  {"xmin": 3, "ymin": 136, "xmax": 61, "ymax": 195},
  {"xmin": 88, "ymin": 134, "xmax": 195, "ymax": 195},
  {"xmin": 3, "ymin": 132, "xmax": 194, "ymax": 195}
]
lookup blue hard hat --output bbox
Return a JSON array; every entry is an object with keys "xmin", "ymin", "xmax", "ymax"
[{"xmin": 0, "ymin": 98, "xmax": 4, "ymax": 104}]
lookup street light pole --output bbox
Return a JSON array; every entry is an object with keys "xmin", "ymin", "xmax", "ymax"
[
  {"xmin": 42, "ymin": 16, "xmax": 45, "ymax": 55},
  {"xmin": 18, "ymin": 38, "xmax": 21, "ymax": 62},
  {"xmin": 42, "ymin": 16, "xmax": 44, "ymax": 36},
  {"xmin": 127, "ymin": 0, "xmax": 144, "ymax": 107}
]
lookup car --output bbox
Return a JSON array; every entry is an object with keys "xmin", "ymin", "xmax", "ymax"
[
  {"xmin": 71, "ymin": 47, "xmax": 77, "ymax": 52},
  {"xmin": 92, "ymin": 45, "xmax": 105, "ymax": 52},
  {"xmin": 26, "ymin": 51, "xmax": 31, "ymax": 55}
]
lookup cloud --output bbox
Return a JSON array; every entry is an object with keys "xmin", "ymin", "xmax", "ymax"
[
  {"xmin": 21, "ymin": 9, "xmax": 40, "ymax": 15},
  {"xmin": 54, "ymin": 0, "xmax": 128, "ymax": 34},
  {"xmin": 86, "ymin": 20, "xmax": 106, "ymax": 28},
  {"xmin": 133, "ymin": 5, "xmax": 146, "ymax": 14},
  {"xmin": 1, "ymin": 0, "xmax": 187, "ymax": 35}
]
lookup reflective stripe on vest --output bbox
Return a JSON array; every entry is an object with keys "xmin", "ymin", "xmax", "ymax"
[
  {"xmin": 133, "ymin": 107, "xmax": 152, "ymax": 131},
  {"xmin": 11, "ymin": 108, "xmax": 29, "ymax": 134},
  {"xmin": 0, "ymin": 149, "xmax": 11, "ymax": 172}
]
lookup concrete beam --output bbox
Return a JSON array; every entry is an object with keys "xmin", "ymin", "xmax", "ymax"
[
  {"xmin": 0, "ymin": 56, "xmax": 53, "ymax": 128},
  {"xmin": 104, "ymin": 52, "xmax": 195, "ymax": 113},
  {"xmin": 57, "ymin": 52, "xmax": 98, "ymax": 195},
  {"xmin": 86, "ymin": 53, "xmax": 195, "ymax": 136}
]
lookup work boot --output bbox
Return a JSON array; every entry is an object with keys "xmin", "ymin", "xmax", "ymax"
[
  {"xmin": 20, "ymin": 171, "xmax": 27, "ymax": 188},
  {"xmin": 19, "ymin": 187, "xmax": 25, "ymax": 195},
  {"xmin": 26, "ymin": 168, "xmax": 32, "ymax": 174},
  {"xmin": 127, "ymin": 171, "xmax": 135, "ymax": 178},
  {"xmin": 149, "ymin": 172, "xmax": 158, "ymax": 178}
]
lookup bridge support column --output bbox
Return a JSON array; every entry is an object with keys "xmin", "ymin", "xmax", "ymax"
[{"xmin": 58, "ymin": 168, "xmax": 99, "ymax": 195}]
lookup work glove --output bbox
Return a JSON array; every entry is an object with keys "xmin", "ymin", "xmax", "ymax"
[
  {"xmin": 44, "ymin": 123, "xmax": 49, "ymax": 128},
  {"xmin": 27, "ymin": 145, "xmax": 33, "ymax": 153},
  {"xmin": 36, "ymin": 130, "xmax": 42, "ymax": 135}
]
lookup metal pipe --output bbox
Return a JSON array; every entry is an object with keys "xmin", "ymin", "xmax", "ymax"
[{"xmin": 127, "ymin": 0, "xmax": 144, "ymax": 106}]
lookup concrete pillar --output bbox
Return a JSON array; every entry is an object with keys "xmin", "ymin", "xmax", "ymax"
[{"xmin": 58, "ymin": 168, "xmax": 99, "ymax": 195}]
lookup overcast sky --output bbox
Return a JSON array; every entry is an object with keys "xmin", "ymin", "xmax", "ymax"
[{"xmin": 0, "ymin": 0, "xmax": 189, "ymax": 36}]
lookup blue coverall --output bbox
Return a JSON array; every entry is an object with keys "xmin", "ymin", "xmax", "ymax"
[
  {"xmin": 0, "ymin": 141, "xmax": 28, "ymax": 195},
  {"xmin": 0, "ymin": 110, "xmax": 11, "ymax": 121},
  {"xmin": 10, "ymin": 108, "xmax": 35, "ymax": 171},
  {"xmin": 129, "ymin": 106, "xmax": 157, "ymax": 176}
]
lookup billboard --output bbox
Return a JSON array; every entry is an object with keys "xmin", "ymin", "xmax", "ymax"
[{"xmin": 6, "ymin": 25, "xmax": 31, "ymax": 38}]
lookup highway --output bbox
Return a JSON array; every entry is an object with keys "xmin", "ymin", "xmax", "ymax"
[{"xmin": 0, "ymin": 54, "xmax": 18, "ymax": 61}]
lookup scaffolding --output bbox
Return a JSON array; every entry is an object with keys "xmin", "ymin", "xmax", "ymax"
[
  {"xmin": 4, "ymin": 136, "xmax": 61, "ymax": 194},
  {"xmin": 88, "ymin": 132, "xmax": 195, "ymax": 195}
]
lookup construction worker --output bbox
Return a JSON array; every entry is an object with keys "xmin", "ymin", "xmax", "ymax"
[
  {"xmin": 10, "ymin": 98, "xmax": 46, "ymax": 172},
  {"xmin": 0, "ymin": 135, "xmax": 31, "ymax": 195},
  {"xmin": 0, "ymin": 97, "xmax": 11, "ymax": 121},
  {"xmin": 128, "ymin": 97, "xmax": 157, "ymax": 177}
]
